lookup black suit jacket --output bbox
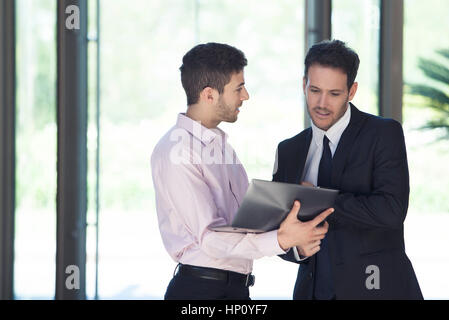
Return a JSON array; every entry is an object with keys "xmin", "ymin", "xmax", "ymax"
[{"xmin": 273, "ymin": 104, "xmax": 423, "ymax": 300}]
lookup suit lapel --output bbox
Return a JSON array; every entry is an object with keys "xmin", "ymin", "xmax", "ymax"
[
  {"xmin": 331, "ymin": 104, "xmax": 368, "ymax": 188},
  {"xmin": 294, "ymin": 128, "xmax": 312, "ymax": 184}
]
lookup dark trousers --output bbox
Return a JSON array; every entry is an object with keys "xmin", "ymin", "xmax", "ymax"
[{"xmin": 164, "ymin": 271, "xmax": 250, "ymax": 300}]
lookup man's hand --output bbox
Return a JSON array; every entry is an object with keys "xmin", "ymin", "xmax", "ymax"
[
  {"xmin": 277, "ymin": 201, "xmax": 333, "ymax": 257},
  {"xmin": 301, "ymin": 181, "xmax": 315, "ymax": 187}
]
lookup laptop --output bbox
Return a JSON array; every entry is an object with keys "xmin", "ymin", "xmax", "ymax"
[{"xmin": 209, "ymin": 179, "xmax": 339, "ymax": 234}]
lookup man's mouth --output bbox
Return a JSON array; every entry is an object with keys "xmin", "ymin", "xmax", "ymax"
[{"xmin": 314, "ymin": 109, "xmax": 331, "ymax": 118}]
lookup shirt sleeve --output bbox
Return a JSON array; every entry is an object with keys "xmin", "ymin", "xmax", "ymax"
[
  {"xmin": 151, "ymin": 153, "xmax": 286, "ymax": 262},
  {"xmin": 292, "ymin": 246, "xmax": 309, "ymax": 261}
]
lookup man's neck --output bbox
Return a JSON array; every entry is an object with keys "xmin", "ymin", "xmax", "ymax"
[{"xmin": 186, "ymin": 105, "xmax": 220, "ymax": 129}]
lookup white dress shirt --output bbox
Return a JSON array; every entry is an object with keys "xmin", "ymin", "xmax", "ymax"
[
  {"xmin": 302, "ymin": 104, "xmax": 351, "ymax": 184},
  {"xmin": 291, "ymin": 104, "xmax": 351, "ymax": 261},
  {"xmin": 151, "ymin": 113, "xmax": 285, "ymax": 275}
]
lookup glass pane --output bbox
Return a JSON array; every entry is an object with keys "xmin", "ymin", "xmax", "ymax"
[
  {"xmin": 196, "ymin": 0, "xmax": 305, "ymax": 299},
  {"xmin": 97, "ymin": 0, "xmax": 196, "ymax": 299},
  {"xmin": 86, "ymin": 0, "xmax": 100, "ymax": 300},
  {"xmin": 403, "ymin": 0, "xmax": 449, "ymax": 299},
  {"xmin": 98, "ymin": 0, "xmax": 304, "ymax": 299},
  {"xmin": 14, "ymin": 0, "xmax": 57, "ymax": 299},
  {"xmin": 332, "ymin": 0, "xmax": 380, "ymax": 115}
]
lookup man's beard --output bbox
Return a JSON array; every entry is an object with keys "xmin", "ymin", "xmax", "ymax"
[
  {"xmin": 307, "ymin": 95, "xmax": 349, "ymax": 130},
  {"xmin": 217, "ymin": 99, "xmax": 239, "ymax": 123}
]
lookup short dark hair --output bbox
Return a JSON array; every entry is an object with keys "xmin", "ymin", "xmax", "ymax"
[
  {"xmin": 304, "ymin": 39, "xmax": 360, "ymax": 90},
  {"xmin": 180, "ymin": 42, "xmax": 247, "ymax": 105}
]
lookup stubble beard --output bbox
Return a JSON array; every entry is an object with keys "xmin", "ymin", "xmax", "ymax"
[
  {"xmin": 307, "ymin": 96, "xmax": 349, "ymax": 131},
  {"xmin": 217, "ymin": 98, "xmax": 239, "ymax": 123}
]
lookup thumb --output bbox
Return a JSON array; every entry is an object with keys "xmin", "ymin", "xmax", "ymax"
[{"xmin": 286, "ymin": 200, "xmax": 301, "ymax": 222}]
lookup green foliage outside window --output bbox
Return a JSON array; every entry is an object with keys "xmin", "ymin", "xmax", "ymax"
[{"xmin": 407, "ymin": 49, "xmax": 449, "ymax": 140}]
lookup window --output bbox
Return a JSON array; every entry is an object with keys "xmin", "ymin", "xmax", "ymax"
[
  {"xmin": 14, "ymin": 0, "xmax": 57, "ymax": 299},
  {"xmin": 97, "ymin": 0, "xmax": 304, "ymax": 299},
  {"xmin": 12, "ymin": 0, "xmax": 445, "ymax": 300},
  {"xmin": 332, "ymin": 0, "xmax": 380, "ymax": 115},
  {"xmin": 403, "ymin": 0, "xmax": 449, "ymax": 299}
]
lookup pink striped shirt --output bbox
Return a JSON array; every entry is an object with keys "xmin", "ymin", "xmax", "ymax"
[{"xmin": 151, "ymin": 113, "xmax": 284, "ymax": 274}]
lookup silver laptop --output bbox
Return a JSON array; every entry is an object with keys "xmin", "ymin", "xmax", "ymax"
[{"xmin": 209, "ymin": 179, "xmax": 339, "ymax": 234}]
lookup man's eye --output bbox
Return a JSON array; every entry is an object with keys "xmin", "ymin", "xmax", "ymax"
[
  {"xmin": 331, "ymin": 93, "xmax": 340, "ymax": 96},
  {"xmin": 311, "ymin": 89, "xmax": 319, "ymax": 93}
]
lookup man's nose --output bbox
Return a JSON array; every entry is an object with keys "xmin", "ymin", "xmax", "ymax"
[
  {"xmin": 317, "ymin": 92, "xmax": 329, "ymax": 107},
  {"xmin": 241, "ymin": 87, "xmax": 249, "ymax": 101}
]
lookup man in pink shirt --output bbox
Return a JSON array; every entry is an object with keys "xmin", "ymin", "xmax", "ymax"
[{"xmin": 151, "ymin": 42, "xmax": 333, "ymax": 300}]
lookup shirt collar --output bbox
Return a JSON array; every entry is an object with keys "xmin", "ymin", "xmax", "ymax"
[
  {"xmin": 311, "ymin": 103, "xmax": 351, "ymax": 147},
  {"xmin": 176, "ymin": 113, "xmax": 228, "ymax": 145}
]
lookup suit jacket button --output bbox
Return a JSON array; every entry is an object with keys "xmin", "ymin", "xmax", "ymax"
[{"xmin": 309, "ymin": 272, "xmax": 313, "ymax": 279}]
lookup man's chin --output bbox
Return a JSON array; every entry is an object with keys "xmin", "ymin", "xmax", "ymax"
[
  {"xmin": 311, "ymin": 118, "xmax": 332, "ymax": 131},
  {"xmin": 223, "ymin": 116, "xmax": 238, "ymax": 123}
]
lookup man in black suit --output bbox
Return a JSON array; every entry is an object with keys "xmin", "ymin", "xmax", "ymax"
[{"xmin": 273, "ymin": 40, "xmax": 423, "ymax": 300}]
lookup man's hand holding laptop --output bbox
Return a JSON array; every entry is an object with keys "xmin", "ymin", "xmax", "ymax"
[{"xmin": 277, "ymin": 200, "xmax": 334, "ymax": 257}]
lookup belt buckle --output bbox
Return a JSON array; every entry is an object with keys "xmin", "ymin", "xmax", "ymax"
[{"xmin": 245, "ymin": 274, "xmax": 255, "ymax": 287}]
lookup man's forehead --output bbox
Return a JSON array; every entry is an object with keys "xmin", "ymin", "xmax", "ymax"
[
  {"xmin": 306, "ymin": 64, "xmax": 347, "ymax": 89},
  {"xmin": 227, "ymin": 71, "xmax": 245, "ymax": 86},
  {"xmin": 232, "ymin": 70, "xmax": 244, "ymax": 80}
]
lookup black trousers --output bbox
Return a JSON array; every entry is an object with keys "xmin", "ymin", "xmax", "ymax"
[{"xmin": 164, "ymin": 270, "xmax": 251, "ymax": 300}]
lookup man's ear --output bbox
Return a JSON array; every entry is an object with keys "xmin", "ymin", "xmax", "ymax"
[
  {"xmin": 348, "ymin": 82, "xmax": 358, "ymax": 101},
  {"xmin": 302, "ymin": 76, "xmax": 307, "ymax": 94},
  {"xmin": 199, "ymin": 87, "xmax": 219, "ymax": 104}
]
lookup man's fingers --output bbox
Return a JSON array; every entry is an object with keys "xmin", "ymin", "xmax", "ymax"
[
  {"xmin": 310, "ymin": 208, "xmax": 334, "ymax": 227},
  {"xmin": 309, "ymin": 240, "xmax": 321, "ymax": 249},
  {"xmin": 312, "ymin": 233, "xmax": 326, "ymax": 241},
  {"xmin": 286, "ymin": 200, "xmax": 301, "ymax": 221},
  {"xmin": 313, "ymin": 222, "xmax": 329, "ymax": 236},
  {"xmin": 301, "ymin": 181, "xmax": 315, "ymax": 187},
  {"xmin": 304, "ymin": 244, "xmax": 321, "ymax": 257}
]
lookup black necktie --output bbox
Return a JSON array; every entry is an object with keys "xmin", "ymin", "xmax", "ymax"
[
  {"xmin": 317, "ymin": 135, "xmax": 332, "ymax": 189},
  {"xmin": 314, "ymin": 135, "xmax": 335, "ymax": 300}
]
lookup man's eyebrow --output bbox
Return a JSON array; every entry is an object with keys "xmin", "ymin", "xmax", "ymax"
[
  {"xmin": 237, "ymin": 82, "xmax": 245, "ymax": 88},
  {"xmin": 310, "ymin": 85, "xmax": 344, "ymax": 92}
]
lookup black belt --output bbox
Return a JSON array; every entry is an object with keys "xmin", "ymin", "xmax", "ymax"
[{"xmin": 176, "ymin": 264, "xmax": 255, "ymax": 287}]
